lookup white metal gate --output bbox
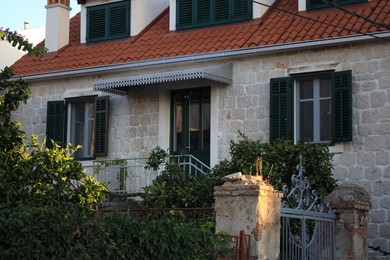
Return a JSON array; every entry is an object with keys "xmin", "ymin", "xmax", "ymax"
[{"xmin": 280, "ymin": 156, "xmax": 335, "ymax": 260}]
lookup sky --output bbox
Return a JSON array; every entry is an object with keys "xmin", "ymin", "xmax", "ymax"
[{"xmin": 1, "ymin": 0, "xmax": 80, "ymax": 31}]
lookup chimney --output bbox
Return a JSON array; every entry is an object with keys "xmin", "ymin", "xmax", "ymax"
[
  {"xmin": 45, "ymin": 0, "xmax": 71, "ymax": 52},
  {"xmin": 24, "ymin": 22, "xmax": 29, "ymax": 30}
]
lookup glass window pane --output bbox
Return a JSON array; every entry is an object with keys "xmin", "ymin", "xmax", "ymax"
[
  {"xmin": 174, "ymin": 95, "xmax": 183, "ymax": 152},
  {"xmin": 87, "ymin": 101, "xmax": 95, "ymax": 157},
  {"xmin": 71, "ymin": 102, "xmax": 85, "ymax": 158},
  {"xmin": 299, "ymin": 101, "xmax": 313, "ymax": 142},
  {"xmin": 202, "ymin": 93, "xmax": 210, "ymax": 151},
  {"xmin": 320, "ymin": 78, "xmax": 331, "ymax": 97},
  {"xmin": 70, "ymin": 100, "xmax": 95, "ymax": 158},
  {"xmin": 300, "ymin": 80, "xmax": 313, "ymax": 99},
  {"xmin": 320, "ymin": 99, "xmax": 332, "ymax": 141},
  {"xmin": 189, "ymin": 93, "xmax": 200, "ymax": 150}
]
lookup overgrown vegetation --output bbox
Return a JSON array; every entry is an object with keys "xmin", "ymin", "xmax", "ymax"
[
  {"xmin": 143, "ymin": 133, "xmax": 336, "ymax": 209},
  {"xmin": 74, "ymin": 214, "xmax": 229, "ymax": 259},
  {"xmin": 143, "ymin": 147, "xmax": 222, "ymax": 208},
  {"xmin": 227, "ymin": 133, "xmax": 337, "ymax": 197},
  {"xmin": 0, "ymin": 65, "xmax": 108, "ymax": 258}
]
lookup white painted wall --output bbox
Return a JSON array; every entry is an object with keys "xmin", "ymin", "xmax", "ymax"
[
  {"xmin": 45, "ymin": 3, "xmax": 70, "ymax": 52},
  {"xmin": 253, "ymin": 0, "xmax": 276, "ymax": 19},
  {"xmin": 131, "ymin": 0, "xmax": 169, "ymax": 36},
  {"xmin": 0, "ymin": 27, "xmax": 45, "ymax": 68}
]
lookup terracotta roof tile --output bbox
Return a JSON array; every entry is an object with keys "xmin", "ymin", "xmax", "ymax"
[{"xmin": 12, "ymin": 0, "xmax": 390, "ymax": 76}]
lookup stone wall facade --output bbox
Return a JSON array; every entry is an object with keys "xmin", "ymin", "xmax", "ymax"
[{"xmin": 12, "ymin": 40, "xmax": 390, "ymax": 249}]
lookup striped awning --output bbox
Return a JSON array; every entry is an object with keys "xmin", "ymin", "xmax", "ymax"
[{"xmin": 93, "ymin": 64, "xmax": 232, "ymax": 95}]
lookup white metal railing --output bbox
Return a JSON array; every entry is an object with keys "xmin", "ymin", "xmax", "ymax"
[
  {"xmin": 84, "ymin": 155, "xmax": 211, "ymax": 194},
  {"xmin": 170, "ymin": 154, "xmax": 211, "ymax": 176}
]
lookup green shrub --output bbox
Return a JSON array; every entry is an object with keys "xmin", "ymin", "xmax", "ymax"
[
  {"xmin": 72, "ymin": 214, "xmax": 230, "ymax": 260},
  {"xmin": 228, "ymin": 133, "xmax": 336, "ymax": 197},
  {"xmin": 0, "ymin": 67, "xmax": 107, "ymax": 258}
]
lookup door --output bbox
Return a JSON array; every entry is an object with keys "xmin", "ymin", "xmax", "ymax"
[{"xmin": 170, "ymin": 87, "xmax": 211, "ymax": 166}]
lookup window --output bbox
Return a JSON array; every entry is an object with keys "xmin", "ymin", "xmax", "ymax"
[
  {"xmin": 270, "ymin": 70, "xmax": 352, "ymax": 143},
  {"xmin": 87, "ymin": 1, "xmax": 130, "ymax": 43},
  {"xmin": 307, "ymin": 0, "xmax": 367, "ymax": 10},
  {"xmin": 177, "ymin": 0, "xmax": 252, "ymax": 30},
  {"xmin": 46, "ymin": 96, "xmax": 109, "ymax": 159}
]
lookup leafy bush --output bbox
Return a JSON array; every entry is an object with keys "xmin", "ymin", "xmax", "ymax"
[
  {"xmin": 143, "ymin": 134, "xmax": 336, "ymax": 209},
  {"xmin": 143, "ymin": 147, "xmax": 220, "ymax": 208},
  {"xmin": 228, "ymin": 133, "xmax": 336, "ymax": 197},
  {"xmin": 0, "ymin": 67, "xmax": 107, "ymax": 258},
  {"xmin": 69, "ymin": 214, "xmax": 230, "ymax": 259}
]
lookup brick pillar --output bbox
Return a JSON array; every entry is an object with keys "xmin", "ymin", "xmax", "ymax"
[
  {"xmin": 214, "ymin": 175, "xmax": 283, "ymax": 259},
  {"xmin": 325, "ymin": 183, "xmax": 371, "ymax": 260}
]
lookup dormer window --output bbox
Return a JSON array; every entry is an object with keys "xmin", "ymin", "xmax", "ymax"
[
  {"xmin": 176, "ymin": 0, "xmax": 252, "ymax": 30},
  {"xmin": 307, "ymin": 0, "xmax": 367, "ymax": 10},
  {"xmin": 86, "ymin": 0, "xmax": 130, "ymax": 43}
]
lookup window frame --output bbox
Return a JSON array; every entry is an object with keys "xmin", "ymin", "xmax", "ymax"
[
  {"xmin": 66, "ymin": 96, "xmax": 96, "ymax": 159},
  {"xmin": 295, "ymin": 74, "xmax": 332, "ymax": 143},
  {"xmin": 86, "ymin": 0, "xmax": 130, "ymax": 43},
  {"xmin": 176, "ymin": 0, "xmax": 252, "ymax": 30},
  {"xmin": 306, "ymin": 0, "xmax": 367, "ymax": 11},
  {"xmin": 269, "ymin": 70, "xmax": 352, "ymax": 144},
  {"xmin": 46, "ymin": 96, "xmax": 109, "ymax": 159}
]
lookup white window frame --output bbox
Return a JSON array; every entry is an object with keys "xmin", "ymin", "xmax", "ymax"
[
  {"xmin": 67, "ymin": 100, "xmax": 95, "ymax": 158},
  {"xmin": 294, "ymin": 77, "xmax": 332, "ymax": 143}
]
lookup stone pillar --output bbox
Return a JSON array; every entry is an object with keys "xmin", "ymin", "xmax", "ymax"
[
  {"xmin": 324, "ymin": 183, "xmax": 371, "ymax": 260},
  {"xmin": 214, "ymin": 174, "xmax": 283, "ymax": 259}
]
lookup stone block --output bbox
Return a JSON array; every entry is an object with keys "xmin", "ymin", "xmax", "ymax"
[
  {"xmin": 370, "ymin": 210, "xmax": 387, "ymax": 224},
  {"xmin": 379, "ymin": 196, "xmax": 390, "ymax": 210}
]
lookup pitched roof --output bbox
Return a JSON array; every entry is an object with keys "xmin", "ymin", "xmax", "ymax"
[{"xmin": 12, "ymin": 0, "xmax": 390, "ymax": 77}]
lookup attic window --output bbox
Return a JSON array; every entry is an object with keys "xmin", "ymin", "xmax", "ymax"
[
  {"xmin": 307, "ymin": 0, "xmax": 367, "ymax": 10},
  {"xmin": 176, "ymin": 0, "xmax": 252, "ymax": 30},
  {"xmin": 86, "ymin": 1, "xmax": 130, "ymax": 43}
]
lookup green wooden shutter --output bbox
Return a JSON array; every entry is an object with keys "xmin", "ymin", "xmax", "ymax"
[
  {"xmin": 177, "ymin": 0, "xmax": 193, "ymax": 29},
  {"xmin": 232, "ymin": 0, "xmax": 252, "ymax": 22},
  {"xmin": 87, "ymin": 1, "xmax": 129, "ymax": 43},
  {"xmin": 332, "ymin": 70, "xmax": 352, "ymax": 142},
  {"xmin": 94, "ymin": 96, "xmax": 109, "ymax": 157},
  {"xmin": 338, "ymin": 0, "xmax": 367, "ymax": 5},
  {"xmin": 196, "ymin": 0, "xmax": 212, "ymax": 26},
  {"xmin": 307, "ymin": 0, "xmax": 331, "ymax": 10},
  {"xmin": 46, "ymin": 101, "xmax": 65, "ymax": 148},
  {"xmin": 87, "ymin": 6, "xmax": 106, "ymax": 42},
  {"xmin": 215, "ymin": 0, "xmax": 251, "ymax": 24},
  {"xmin": 214, "ymin": 0, "xmax": 230, "ymax": 23},
  {"xmin": 108, "ymin": 1, "xmax": 130, "ymax": 40},
  {"xmin": 270, "ymin": 77, "xmax": 293, "ymax": 142},
  {"xmin": 178, "ymin": 0, "xmax": 251, "ymax": 30}
]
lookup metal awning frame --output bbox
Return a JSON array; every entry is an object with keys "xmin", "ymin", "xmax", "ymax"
[{"xmin": 93, "ymin": 64, "xmax": 232, "ymax": 95}]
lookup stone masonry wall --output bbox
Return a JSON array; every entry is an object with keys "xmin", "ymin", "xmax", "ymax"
[{"xmin": 217, "ymin": 41, "xmax": 390, "ymax": 251}]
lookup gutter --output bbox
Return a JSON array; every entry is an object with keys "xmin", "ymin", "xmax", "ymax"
[{"xmin": 21, "ymin": 31, "xmax": 390, "ymax": 82}]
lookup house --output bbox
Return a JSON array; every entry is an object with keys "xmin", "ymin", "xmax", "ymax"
[
  {"xmin": 11, "ymin": 0, "xmax": 390, "ymax": 252},
  {"xmin": 0, "ymin": 24, "xmax": 45, "ymax": 68}
]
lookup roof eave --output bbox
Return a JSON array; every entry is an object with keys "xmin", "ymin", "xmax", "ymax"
[{"xmin": 19, "ymin": 31, "xmax": 390, "ymax": 82}]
